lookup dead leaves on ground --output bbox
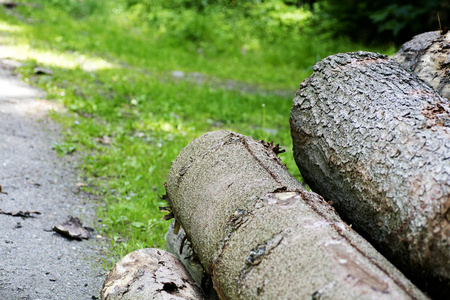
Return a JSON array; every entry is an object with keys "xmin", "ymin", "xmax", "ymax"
[
  {"xmin": 0, "ymin": 185, "xmax": 7, "ymax": 195},
  {"xmin": 95, "ymin": 135, "xmax": 113, "ymax": 145},
  {"xmin": 53, "ymin": 216, "xmax": 90, "ymax": 240},
  {"xmin": 0, "ymin": 209, "xmax": 41, "ymax": 218}
]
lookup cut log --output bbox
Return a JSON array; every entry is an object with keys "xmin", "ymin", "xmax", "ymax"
[
  {"xmin": 100, "ymin": 248, "xmax": 205, "ymax": 300},
  {"xmin": 165, "ymin": 130, "xmax": 428, "ymax": 300},
  {"xmin": 393, "ymin": 31, "xmax": 450, "ymax": 100},
  {"xmin": 165, "ymin": 220, "xmax": 205, "ymax": 285},
  {"xmin": 290, "ymin": 51, "xmax": 450, "ymax": 299},
  {"xmin": 166, "ymin": 220, "xmax": 220, "ymax": 299}
]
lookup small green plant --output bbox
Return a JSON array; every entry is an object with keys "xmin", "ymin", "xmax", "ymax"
[{"xmin": 52, "ymin": 142, "xmax": 77, "ymax": 156}]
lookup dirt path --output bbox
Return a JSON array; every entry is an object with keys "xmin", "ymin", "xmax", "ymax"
[{"xmin": 0, "ymin": 58, "xmax": 105, "ymax": 299}]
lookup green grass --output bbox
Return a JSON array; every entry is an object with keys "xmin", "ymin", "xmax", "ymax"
[{"xmin": 0, "ymin": 1, "xmax": 395, "ymax": 265}]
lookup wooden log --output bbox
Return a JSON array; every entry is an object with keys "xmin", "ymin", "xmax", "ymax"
[
  {"xmin": 165, "ymin": 220, "xmax": 220, "ymax": 299},
  {"xmin": 165, "ymin": 130, "xmax": 428, "ymax": 300},
  {"xmin": 100, "ymin": 248, "xmax": 205, "ymax": 300},
  {"xmin": 290, "ymin": 51, "xmax": 450, "ymax": 299},
  {"xmin": 393, "ymin": 31, "xmax": 450, "ymax": 100},
  {"xmin": 165, "ymin": 220, "xmax": 205, "ymax": 285}
]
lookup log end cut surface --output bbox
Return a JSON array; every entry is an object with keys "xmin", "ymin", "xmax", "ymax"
[
  {"xmin": 393, "ymin": 31, "xmax": 450, "ymax": 100},
  {"xmin": 101, "ymin": 248, "xmax": 205, "ymax": 300}
]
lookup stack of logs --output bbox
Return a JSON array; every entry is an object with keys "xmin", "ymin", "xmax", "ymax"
[{"xmin": 101, "ymin": 31, "xmax": 449, "ymax": 300}]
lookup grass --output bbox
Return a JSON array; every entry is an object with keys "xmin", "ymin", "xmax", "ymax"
[{"xmin": 0, "ymin": 1, "xmax": 395, "ymax": 265}]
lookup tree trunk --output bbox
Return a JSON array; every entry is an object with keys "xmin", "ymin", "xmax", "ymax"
[
  {"xmin": 165, "ymin": 130, "xmax": 428, "ymax": 300},
  {"xmin": 290, "ymin": 51, "xmax": 450, "ymax": 299},
  {"xmin": 393, "ymin": 31, "xmax": 450, "ymax": 100},
  {"xmin": 101, "ymin": 248, "xmax": 205, "ymax": 300}
]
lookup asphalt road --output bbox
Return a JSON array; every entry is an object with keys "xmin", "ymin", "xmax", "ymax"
[{"xmin": 0, "ymin": 58, "xmax": 105, "ymax": 299}]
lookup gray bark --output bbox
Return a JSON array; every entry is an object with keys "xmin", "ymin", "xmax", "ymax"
[
  {"xmin": 166, "ymin": 221, "xmax": 205, "ymax": 285},
  {"xmin": 165, "ymin": 130, "xmax": 428, "ymax": 300},
  {"xmin": 166, "ymin": 220, "xmax": 220, "ymax": 299},
  {"xmin": 101, "ymin": 248, "xmax": 205, "ymax": 300},
  {"xmin": 393, "ymin": 31, "xmax": 450, "ymax": 100},
  {"xmin": 290, "ymin": 51, "xmax": 450, "ymax": 299}
]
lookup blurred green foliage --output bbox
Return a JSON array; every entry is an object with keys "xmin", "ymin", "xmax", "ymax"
[
  {"xmin": 310, "ymin": 0, "xmax": 448, "ymax": 43},
  {"xmin": 117, "ymin": 0, "xmax": 315, "ymax": 56},
  {"xmin": 38, "ymin": 0, "xmax": 442, "ymax": 47},
  {"xmin": 45, "ymin": 0, "xmax": 103, "ymax": 17},
  {"xmin": 40, "ymin": 0, "xmax": 449, "ymax": 45},
  {"xmin": 109, "ymin": 0, "xmax": 448, "ymax": 45}
]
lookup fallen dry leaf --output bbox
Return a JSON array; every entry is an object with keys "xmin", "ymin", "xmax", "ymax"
[
  {"xmin": 0, "ymin": 209, "xmax": 41, "ymax": 218},
  {"xmin": 0, "ymin": 185, "xmax": 8, "ymax": 195},
  {"xmin": 53, "ymin": 216, "xmax": 90, "ymax": 240},
  {"xmin": 33, "ymin": 67, "xmax": 53, "ymax": 75},
  {"xmin": 95, "ymin": 135, "xmax": 112, "ymax": 145},
  {"xmin": 0, "ymin": 1, "xmax": 20, "ymax": 9}
]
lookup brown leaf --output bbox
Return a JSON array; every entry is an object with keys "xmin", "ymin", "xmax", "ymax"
[
  {"xmin": 53, "ymin": 216, "xmax": 90, "ymax": 240},
  {"xmin": 259, "ymin": 140, "xmax": 286, "ymax": 156},
  {"xmin": 173, "ymin": 220, "xmax": 180, "ymax": 234},
  {"xmin": 0, "ymin": 1, "xmax": 20, "ymax": 9},
  {"xmin": 162, "ymin": 212, "xmax": 174, "ymax": 220},
  {"xmin": 95, "ymin": 136, "xmax": 112, "ymax": 145},
  {"xmin": 33, "ymin": 67, "xmax": 53, "ymax": 75},
  {"xmin": 0, "ymin": 209, "xmax": 41, "ymax": 218},
  {"xmin": 0, "ymin": 185, "xmax": 8, "ymax": 195}
]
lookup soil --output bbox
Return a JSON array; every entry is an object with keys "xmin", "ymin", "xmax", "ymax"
[{"xmin": 0, "ymin": 57, "xmax": 106, "ymax": 299}]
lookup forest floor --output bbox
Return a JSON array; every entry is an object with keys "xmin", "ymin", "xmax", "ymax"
[{"xmin": 0, "ymin": 55, "xmax": 105, "ymax": 299}]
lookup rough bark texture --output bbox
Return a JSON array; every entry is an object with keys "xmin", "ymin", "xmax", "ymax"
[
  {"xmin": 393, "ymin": 31, "xmax": 450, "ymax": 100},
  {"xmin": 166, "ymin": 221, "xmax": 205, "ymax": 285},
  {"xmin": 290, "ymin": 51, "xmax": 450, "ymax": 299},
  {"xmin": 165, "ymin": 130, "xmax": 428, "ymax": 300},
  {"xmin": 166, "ymin": 221, "xmax": 220, "ymax": 299},
  {"xmin": 101, "ymin": 248, "xmax": 205, "ymax": 300}
]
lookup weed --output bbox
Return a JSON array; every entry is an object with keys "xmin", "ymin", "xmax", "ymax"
[{"xmin": 52, "ymin": 142, "xmax": 76, "ymax": 156}]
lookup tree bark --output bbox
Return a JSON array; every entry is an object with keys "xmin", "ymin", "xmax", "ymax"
[
  {"xmin": 166, "ymin": 221, "xmax": 205, "ymax": 285},
  {"xmin": 165, "ymin": 130, "xmax": 428, "ymax": 300},
  {"xmin": 290, "ymin": 51, "xmax": 450, "ymax": 299},
  {"xmin": 166, "ymin": 220, "xmax": 220, "ymax": 299},
  {"xmin": 101, "ymin": 248, "xmax": 205, "ymax": 300},
  {"xmin": 393, "ymin": 31, "xmax": 450, "ymax": 100}
]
